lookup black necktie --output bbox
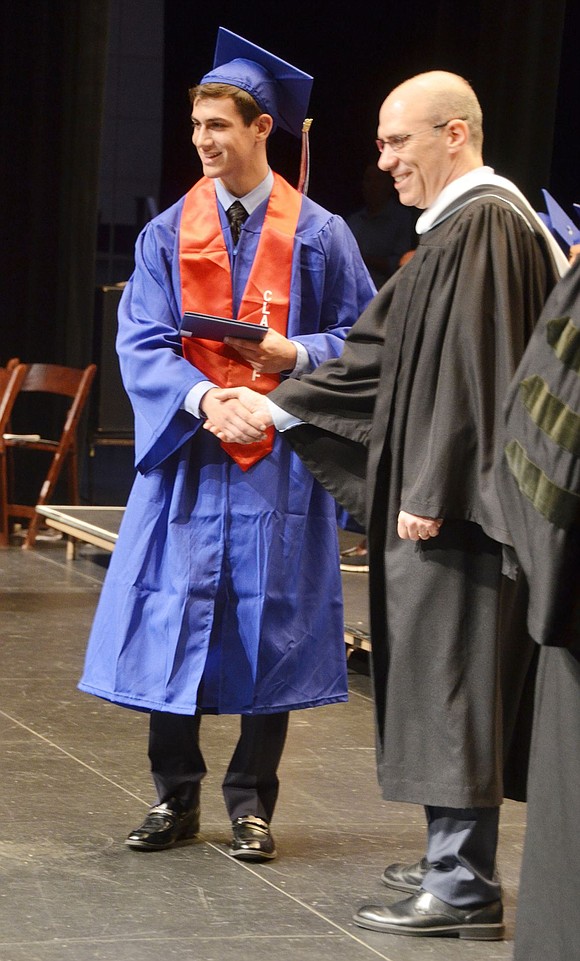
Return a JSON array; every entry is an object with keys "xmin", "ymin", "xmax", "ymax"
[{"xmin": 227, "ymin": 201, "xmax": 248, "ymax": 245}]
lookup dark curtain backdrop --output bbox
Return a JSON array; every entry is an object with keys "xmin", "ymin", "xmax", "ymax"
[
  {"xmin": 550, "ymin": 0, "xmax": 580, "ymax": 215},
  {"xmin": 0, "ymin": 0, "xmax": 110, "ymax": 368},
  {"xmin": 161, "ymin": 0, "xmax": 571, "ymax": 217},
  {"xmin": 1, "ymin": 0, "xmax": 577, "ymax": 372}
]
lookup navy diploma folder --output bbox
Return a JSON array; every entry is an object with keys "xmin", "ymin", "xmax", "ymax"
[{"xmin": 180, "ymin": 312, "xmax": 268, "ymax": 342}]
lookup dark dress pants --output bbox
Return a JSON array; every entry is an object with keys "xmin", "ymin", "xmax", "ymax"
[
  {"xmin": 148, "ymin": 710, "xmax": 289, "ymax": 822},
  {"xmin": 422, "ymin": 805, "xmax": 502, "ymax": 907}
]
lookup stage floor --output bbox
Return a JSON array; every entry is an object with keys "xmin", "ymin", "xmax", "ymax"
[{"xmin": 0, "ymin": 535, "xmax": 527, "ymax": 961}]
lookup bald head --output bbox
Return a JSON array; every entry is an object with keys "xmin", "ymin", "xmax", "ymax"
[
  {"xmin": 388, "ymin": 72, "xmax": 483, "ymax": 152},
  {"xmin": 376, "ymin": 71, "xmax": 484, "ymax": 209}
]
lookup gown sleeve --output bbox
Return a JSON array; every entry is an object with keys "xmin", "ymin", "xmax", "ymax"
[
  {"xmin": 289, "ymin": 214, "xmax": 377, "ymax": 367},
  {"xmin": 270, "ymin": 199, "xmax": 560, "ymax": 533},
  {"xmin": 116, "ymin": 212, "xmax": 214, "ymax": 474},
  {"xmin": 396, "ymin": 201, "xmax": 556, "ymax": 543},
  {"xmin": 270, "ymin": 269, "xmax": 391, "ymax": 524}
]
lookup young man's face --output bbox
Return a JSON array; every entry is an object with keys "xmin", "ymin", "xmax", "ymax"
[{"xmin": 191, "ymin": 95, "xmax": 266, "ymax": 196}]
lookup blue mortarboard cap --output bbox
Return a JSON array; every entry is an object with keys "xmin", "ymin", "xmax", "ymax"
[
  {"xmin": 199, "ymin": 28, "xmax": 313, "ymax": 139},
  {"xmin": 542, "ymin": 189, "xmax": 580, "ymax": 246}
]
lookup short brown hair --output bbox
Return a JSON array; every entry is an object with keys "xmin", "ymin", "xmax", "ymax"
[{"xmin": 188, "ymin": 83, "xmax": 263, "ymax": 127}]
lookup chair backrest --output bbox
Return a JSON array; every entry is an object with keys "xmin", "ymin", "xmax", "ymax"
[
  {"xmin": 15, "ymin": 363, "xmax": 97, "ymax": 442},
  {"xmin": 19, "ymin": 363, "xmax": 93, "ymax": 398},
  {"xmin": 1, "ymin": 362, "xmax": 97, "ymax": 548}
]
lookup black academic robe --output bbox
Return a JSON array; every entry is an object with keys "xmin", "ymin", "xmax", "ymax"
[
  {"xmin": 271, "ymin": 185, "xmax": 561, "ymax": 808},
  {"xmin": 498, "ymin": 261, "xmax": 580, "ymax": 961},
  {"xmin": 498, "ymin": 259, "xmax": 580, "ymax": 652}
]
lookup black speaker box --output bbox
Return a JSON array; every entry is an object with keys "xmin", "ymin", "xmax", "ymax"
[{"xmin": 92, "ymin": 285, "xmax": 134, "ymax": 436}]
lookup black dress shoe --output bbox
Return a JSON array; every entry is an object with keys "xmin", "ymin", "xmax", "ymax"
[
  {"xmin": 229, "ymin": 816, "xmax": 276, "ymax": 861},
  {"xmin": 380, "ymin": 856, "xmax": 430, "ymax": 893},
  {"xmin": 353, "ymin": 891, "xmax": 504, "ymax": 940},
  {"xmin": 125, "ymin": 799, "xmax": 200, "ymax": 851}
]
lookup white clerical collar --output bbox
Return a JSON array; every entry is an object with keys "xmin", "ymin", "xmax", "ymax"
[
  {"xmin": 416, "ymin": 167, "xmax": 502, "ymax": 233},
  {"xmin": 215, "ymin": 169, "xmax": 274, "ymax": 216},
  {"xmin": 415, "ymin": 165, "xmax": 568, "ymax": 275}
]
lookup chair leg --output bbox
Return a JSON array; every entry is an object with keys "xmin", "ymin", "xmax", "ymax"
[
  {"xmin": 22, "ymin": 512, "xmax": 42, "ymax": 550},
  {"xmin": 68, "ymin": 448, "xmax": 80, "ymax": 503},
  {"xmin": 23, "ymin": 465, "xmax": 50, "ymax": 549},
  {"xmin": 23, "ymin": 450, "xmax": 78, "ymax": 549},
  {"xmin": 0, "ymin": 457, "xmax": 9, "ymax": 547}
]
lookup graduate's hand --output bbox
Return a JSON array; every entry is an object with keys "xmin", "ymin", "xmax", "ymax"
[
  {"xmin": 224, "ymin": 328, "xmax": 298, "ymax": 374},
  {"xmin": 397, "ymin": 511, "xmax": 443, "ymax": 541},
  {"xmin": 200, "ymin": 387, "xmax": 270, "ymax": 443},
  {"xmin": 211, "ymin": 387, "xmax": 273, "ymax": 424}
]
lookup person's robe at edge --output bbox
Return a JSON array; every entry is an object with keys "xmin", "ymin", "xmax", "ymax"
[{"xmin": 498, "ymin": 260, "xmax": 580, "ymax": 961}]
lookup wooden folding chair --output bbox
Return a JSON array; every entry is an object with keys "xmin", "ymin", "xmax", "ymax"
[{"xmin": 2, "ymin": 363, "xmax": 97, "ymax": 549}]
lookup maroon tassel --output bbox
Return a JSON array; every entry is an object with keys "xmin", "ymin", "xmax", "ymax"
[{"xmin": 297, "ymin": 118, "xmax": 313, "ymax": 195}]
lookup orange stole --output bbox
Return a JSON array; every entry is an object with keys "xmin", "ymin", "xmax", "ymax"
[{"xmin": 179, "ymin": 175, "xmax": 302, "ymax": 470}]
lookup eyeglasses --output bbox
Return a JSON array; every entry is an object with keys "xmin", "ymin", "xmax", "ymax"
[{"xmin": 376, "ymin": 119, "xmax": 465, "ymax": 154}]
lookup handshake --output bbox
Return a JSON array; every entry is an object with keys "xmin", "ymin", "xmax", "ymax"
[
  {"xmin": 197, "ymin": 327, "xmax": 298, "ymax": 442},
  {"xmin": 200, "ymin": 386, "xmax": 275, "ymax": 444}
]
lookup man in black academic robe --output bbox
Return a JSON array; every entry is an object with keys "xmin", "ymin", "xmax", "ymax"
[
  {"xmin": 204, "ymin": 70, "xmax": 567, "ymax": 939},
  {"xmin": 498, "ymin": 259, "xmax": 580, "ymax": 961}
]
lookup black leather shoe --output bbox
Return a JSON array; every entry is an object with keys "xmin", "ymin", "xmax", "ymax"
[
  {"xmin": 381, "ymin": 856, "xmax": 430, "ymax": 893},
  {"xmin": 125, "ymin": 799, "xmax": 200, "ymax": 851},
  {"xmin": 353, "ymin": 891, "xmax": 504, "ymax": 940},
  {"xmin": 229, "ymin": 816, "xmax": 277, "ymax": 861}
]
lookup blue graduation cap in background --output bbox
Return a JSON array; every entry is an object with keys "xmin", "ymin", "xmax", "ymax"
[
  {"xmin": 200, "ymin": 28, "xmax": 313, "ymax": 140},
  {"xmin": 542, "ymin": 189, "xmax": 580, "ymax": 247}
]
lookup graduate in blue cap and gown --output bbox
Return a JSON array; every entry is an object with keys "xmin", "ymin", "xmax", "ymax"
[{"xmin": 78, "ymin": 28, "xmax": 375, "ymax": 860}]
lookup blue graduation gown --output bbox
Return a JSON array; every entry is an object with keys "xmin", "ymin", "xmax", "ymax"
[{"xmin": 79, "ymin": 183, "xmax": 375, "ymax": 716}]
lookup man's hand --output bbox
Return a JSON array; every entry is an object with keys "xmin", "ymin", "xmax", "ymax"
[
  {"xmin": 200, "ymin": 387, "xmax": 273, "ymax": 443},
  {"xmin": 224, "ymin": 328, "xmax": 297, "ymax": 374},
  {"xmin": 397, "ymin": 511, "xmax": 443, "ymax": 541}
]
